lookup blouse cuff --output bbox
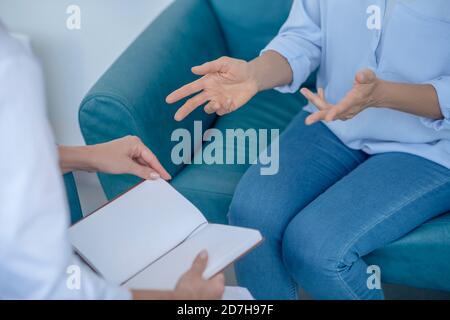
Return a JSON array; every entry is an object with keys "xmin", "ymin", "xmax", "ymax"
[{"xmin": 420, "ymin": 76, "xmax": 450, "ymax": 131}]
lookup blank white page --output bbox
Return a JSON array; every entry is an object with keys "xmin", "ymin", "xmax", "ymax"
[
  {"xmin": 124, "ymin": 224, "xmax": 262, "ymax": 290},
  {"xmin": 68, "ymin": 179, "xmax": 207, "ymax": 285}
]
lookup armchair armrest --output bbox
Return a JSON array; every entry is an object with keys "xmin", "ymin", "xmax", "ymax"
[{"xmin": 79, "ymin": 0, "xmax": 228, "ymax": 199}]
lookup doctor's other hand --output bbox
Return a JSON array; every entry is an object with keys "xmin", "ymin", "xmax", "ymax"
[
  {"xmin": 132, "ymin": 251, "xmax": 225, "ymax": 300},
  {"xmin": 71, "ymin": 136, "xmax": 171, "ymax": 181},
  {"xmin": 301, "ymin": 69, "xmax": 381, "ymax": 125},
  {"xmin": 174, "ymin": 251, "xmax": 225, "ymax": 300},
  {"xmin": 166, "ymin": 56, "xmax": 259, "ymax": 121}
]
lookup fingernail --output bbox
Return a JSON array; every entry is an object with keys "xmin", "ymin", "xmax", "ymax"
[
  {"xmin": 150, "ymin": 172, "xmax": 160, "ymax": 180},
  {"xmin": 199, "ymin": 250, "xmax": 208, "ymax": 259}
]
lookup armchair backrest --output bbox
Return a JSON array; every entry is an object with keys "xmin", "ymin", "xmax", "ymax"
[
  {"xmin": 209, "ymin": 0, "xmax": 316, "ymax": 88},
  {"xmin": 79, "ymin": 0, "xmax": 316, "ymax": 201},
  {"xmin": 209, "ymin": 0, "xmax": 294, "ymax": 61},
  {"xmin": 79, "ymin": 0, "xmax": 227, "ymax": 199}
]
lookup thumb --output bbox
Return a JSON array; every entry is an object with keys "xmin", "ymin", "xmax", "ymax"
[
  {"xmin": 127, "ymin": 161, "xmax": 160, "ymax": 180},
  {"xmin": 190, "ymin": 250, "xmax": 208, "ymax": 276},
  {"xmin": 355, "ymin": 69, "xmax": 376, "ymax": 84},
  {"xmin": 192, "ymin": 57, "xmax": 229, "ymax": 76}
]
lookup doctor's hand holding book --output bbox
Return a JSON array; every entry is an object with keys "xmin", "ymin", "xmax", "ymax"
[{"xmin": 133, "ymin": 251, "xmax": 225, "ymax": 300}]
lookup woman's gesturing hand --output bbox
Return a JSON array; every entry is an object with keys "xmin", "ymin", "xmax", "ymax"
[
  {"xmin": 166, "ymin": 56, "xmax": 259, "ymax": 121},
  {"xmin": 301, "ymin": 69, "xmax": 381, "ymax": 125}
]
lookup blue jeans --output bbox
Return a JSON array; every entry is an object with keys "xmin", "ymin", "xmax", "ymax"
[{"xmin": 229, "ymin": 111, "xmax": 450, "ymax": 300}]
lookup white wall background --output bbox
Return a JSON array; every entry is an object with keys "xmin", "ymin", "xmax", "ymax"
[{"xmin": 0, "ymin": 0, "xmax": 173, "ymax": 213}]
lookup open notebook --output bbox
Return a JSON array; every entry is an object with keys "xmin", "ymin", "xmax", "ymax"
[{"xmin": 68, "ymin": 179, "xmax": 262, "ymax": 290}]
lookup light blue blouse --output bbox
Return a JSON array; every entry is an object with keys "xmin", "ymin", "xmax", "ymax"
[{"xmin": 264, "ymin": 0, "xmax": 450, "ymax": 169}]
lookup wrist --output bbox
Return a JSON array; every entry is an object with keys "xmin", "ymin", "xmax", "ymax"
[
  {"xmin": 59, "ymin": 145, "xmax": 97, "ymax": 173},
  {"xmin": 81, "ymin": 145, "xmax": 101, "ymax": 172},
  {"xmin": 247, "ymin": 59, "xmax": 263, "ymax": 94},
  {"xmin": 371, "ymin": 79, "xmax": 389, "ymax": 108},
  {"xmin": 132, "ymin": 289, "xmax": 176, "ymax": 300}
]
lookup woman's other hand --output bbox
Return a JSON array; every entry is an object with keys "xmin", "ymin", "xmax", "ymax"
[{"xmin": 302, "ymin": 69, "xmax": 381, "ymax": 125}]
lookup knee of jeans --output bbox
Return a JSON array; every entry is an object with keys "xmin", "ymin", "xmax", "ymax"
[
  {"xmin": 229, "ymin": 183, "xmax": 281, "ymax": 239},
  {"xmin": 229, "ymin": 190, "xmax": 265, "ymax": 228},
  {"xmin": 282, "ymin": 218, "xmax": 346, "ymax": 278}
]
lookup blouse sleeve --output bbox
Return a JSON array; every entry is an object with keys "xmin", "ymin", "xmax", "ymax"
[
  {"xmin": 261, "ymin": 0, "xmax": 322, "ymax": 93},
  {"xmin": 421, "ymin": 76, "xmax": 450, "ymax": 131}
]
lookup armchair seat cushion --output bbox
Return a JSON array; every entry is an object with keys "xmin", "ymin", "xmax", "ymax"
[{"xmin": 366, "ymin": 212, "xmax": 450, "ymax": 292}]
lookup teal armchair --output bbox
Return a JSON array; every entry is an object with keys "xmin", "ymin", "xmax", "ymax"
[{"xmin": 79, "ymin": 0, "xmax": 450, "ymax": 294}]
